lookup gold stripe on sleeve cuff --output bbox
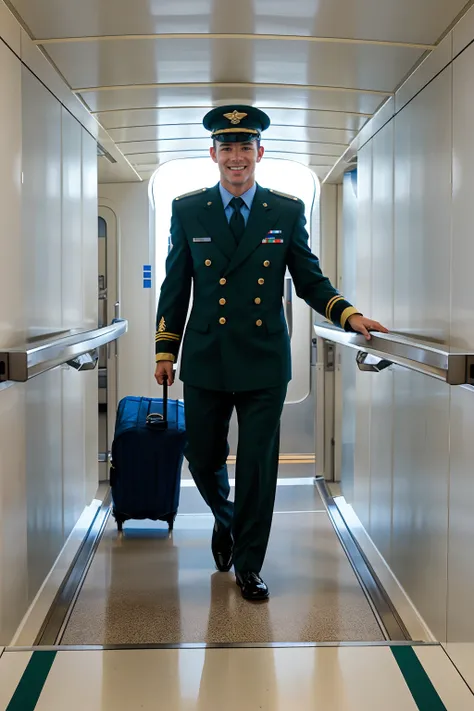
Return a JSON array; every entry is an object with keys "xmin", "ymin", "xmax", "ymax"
[
  {"xmin": 340, "ymin": 307, "xmax": 361, "ymax": 329},
  {"xmin": 327, "ymin": 296, "xmax": 344, "ymax": 321},
  {"xmin": 156, "ymin": 353, "xmax": 176, "ymax": 363},
  {"xmin": 325, "ymin": 295, "xmax": 340, "ymax": 320},
  {"xmin": 155, "ymin": 332, "xmax": 180, "ymax": 341}
]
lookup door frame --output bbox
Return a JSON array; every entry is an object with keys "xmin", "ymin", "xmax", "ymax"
[{"xmin": 98, "ymin": 204, "xmax": 120, "ymax": 460}]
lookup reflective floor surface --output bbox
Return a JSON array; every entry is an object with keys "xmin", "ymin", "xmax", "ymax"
[
  {"xmin": 59, "ymin": 484, "xmax": 383, "ymax": 645},
  {"xmin": 1, "ymin": 644, "xmax": 474, "ymax": 710}
]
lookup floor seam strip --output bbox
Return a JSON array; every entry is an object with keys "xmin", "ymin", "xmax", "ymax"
[{"xmin": 438, "ymin": 644, "xmax": 474, "ymax": 698}]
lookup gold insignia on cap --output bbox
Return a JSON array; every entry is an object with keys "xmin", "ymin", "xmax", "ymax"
[
  {"xmin": 158, "ymin": 317, "xmax": 166, "ymax": 332},
  {"xmin": 223, "ymin": 110, "xmax": 248, "ymax": 125}
]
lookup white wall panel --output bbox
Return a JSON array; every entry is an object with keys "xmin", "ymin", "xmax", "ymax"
[
  {"xmin": 394, "ymin": 69, "xmax": 452, "ymax": 342},
  {"xmin": 367, "ymin": 123, "xmax": 394, "ymax": 559},
  {"xmin": 391, "ymin": 370, "xmax": 449, "ymax": 640},
  {"xmin": 0, "ymin": 385, "xmax": 27, "ymax": 644},
  {"xmin": 0, "ymin": 37, "xmax": 26, "ymax": 646},
  {"xmin": 447, "ymin": 40, "xmax": 474, "ymax": 654},
  {"xmin": 61, "ymin": 109, "xmax": 86, "ymax": 537},
  {"xmin": 340, "ymin": 171, "xmax": 358, "ymax": 501},
  {"xmin": 447, "ymin": 387, "xmax": 474, "ymax": 646},
  {"xmin": 0, "ymin": 23, "xmax": 100, "ymax": 641},
  {"xmin": 82, "ymin": 132, "xmax": 98, "ymax": 328},
  {"xmin": 62, "ymin": 110, "xmax": 83, "ymax": 329},
  {"xmin": 21, "ymin": 67, "xmax": 64, "ymax": 602},
  {"xmin": 22, "ymin": 66, "xmax": 62, "ymax": 336},
  {"xmin": 451, "ymin": 43, "xmax": 474, "ymax": 350},
  {"xmin": 390, "ymin": 67, "xmax": 452, "ymax": 641},
  {"xmin": 25, "ymin": 369, "xmax": 63, "ymax": 602},
  {"xmin": 0, "ymin": 40, "xmax": 23, "ymax": 349},
  {"xmin": 82, "ymin": 132, "xmax": 99, "ymax": 503},
  {"xmin": 353, "ymin": 142, "xmax": 372, "ymax": 529}
]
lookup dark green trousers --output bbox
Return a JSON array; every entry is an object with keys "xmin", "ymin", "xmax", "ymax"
[{"xmin": 183, "ymin": 383, "xmax": 287, "ymax": 574}]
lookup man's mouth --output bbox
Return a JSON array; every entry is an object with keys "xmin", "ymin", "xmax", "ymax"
[{"xmin": 228, "ymin": 166, "xmax": 246, "ymax": 171}]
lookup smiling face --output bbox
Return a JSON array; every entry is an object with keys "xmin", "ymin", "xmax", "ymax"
[{"xmin": 210, "ymin": 139, "xmax": 265, "ymax": 196}]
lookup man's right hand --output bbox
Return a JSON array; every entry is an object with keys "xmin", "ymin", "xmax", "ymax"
[{"xmin": 155, "ymin": 360, "xmax": 175, "ymax": 386}]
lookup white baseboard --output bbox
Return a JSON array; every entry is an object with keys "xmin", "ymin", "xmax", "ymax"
[
  {"xmin": 9, "ymin": 497, "xmax": 103, "ymax": 647},
  {"xmin": 333, "ymin": 495, "xmax": 436, "ymax": 643}
]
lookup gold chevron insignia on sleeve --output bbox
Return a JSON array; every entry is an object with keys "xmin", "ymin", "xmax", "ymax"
[
  {"xmin": 174, "ymin": 188, "xmax": 207, "ymax": 201},
  {"xmin": 158, "ymin": 317, "xmax": 166, "ymax": 332},
  {"xmin": 269, "ymin": 189, "xmax": 300, "ymax": 202}
]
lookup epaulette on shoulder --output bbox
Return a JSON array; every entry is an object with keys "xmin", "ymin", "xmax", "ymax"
[
  {"xmin": 174, "ymin": 188, "xmax": 208, "ymax": 201},
  {"xmin": 269, "ymin": 188, "xmax": 301, "ymax": 202}
]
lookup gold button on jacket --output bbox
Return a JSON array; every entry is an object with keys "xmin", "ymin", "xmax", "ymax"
[
  {"xmin": 263, "ymin": 260, "xmax": 270, "ymax": 267},
  {"xmin": 219, "ymin": 317, "xmax": 226, "ymax": 325},
  {"xmin": 258, "ymin": 278, "xmax": 265, "ymax": 285},
  {"xmin": 205, "ymin": 259, "xmax": 212, "ymax": 266},
  {"xmin": 219, "ymin": 298, "xmax": 226, "ymax": 305},
  {"xmin": 256, "ymin": 319, "xmax": 263, "ymax": 327},
  {"xmin": 254, "ymin": 297, "xmax": 261, "ymax": 305},
  {"xmin": 219, "ymin": 278, "xmax": 226, "ymax": 285}
]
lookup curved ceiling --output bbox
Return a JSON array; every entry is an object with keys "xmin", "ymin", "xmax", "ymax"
[{"xmin": 7, "ymin": 0, "xmax": 470, "ymax": 183}]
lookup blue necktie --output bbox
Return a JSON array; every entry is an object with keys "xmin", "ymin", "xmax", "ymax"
[{"xmin": 229, "ymin": 197, "xmax": 245, "ymax": 243}]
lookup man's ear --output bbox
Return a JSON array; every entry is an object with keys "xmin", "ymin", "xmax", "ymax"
[{"xmin": 210, "ymin": 145, "xmax": 218, "ymax": 163}]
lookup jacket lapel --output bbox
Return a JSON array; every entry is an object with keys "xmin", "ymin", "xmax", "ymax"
[
  {"xmin": 196, "ymin": 184, "xmax": 236, "ymax": 262},
  {"xmin": 224, "ymin": 186, "xmax": 280, "ymax": 276}
]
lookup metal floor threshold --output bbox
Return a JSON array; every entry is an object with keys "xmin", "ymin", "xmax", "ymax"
[
  {"xmin": 7, "ymin": 641, "xmax": 438, "ymax": 653},
  {"xmin": 34, "ymin": 491, "xmax": 112, "ymax": 646},
  {"xmin": 314, "ymin": 476, "xmax": 411, "ymax": 642}
]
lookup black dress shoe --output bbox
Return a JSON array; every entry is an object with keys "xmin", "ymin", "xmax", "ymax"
[
  {"xmin": 235, "ymin": 571, "xmax": 269, "ymax": 601},
  {"xmin": 211, "ymin": 523, "xmax": 233, "ymax": 572}
]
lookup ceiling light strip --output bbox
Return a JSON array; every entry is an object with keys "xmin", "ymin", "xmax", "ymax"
[
  {"xmin": 91, "ymin": 104, "xmax": 373, "ymax": 117},
  {"xmin": 74, "ymin": 81, "xmax": 392, "ymax": 96},
  {"xmin": 106, "ymin": 122, "xmax": 359, "ymax": 133},
  {"xmin": 129, "ymin": 148, "xmax": 339, "ymax": 158},
  {"xmin": 34, "ymin": 32, "xmax": 435, "ymax": 50},
  {"xmin": 115, "ymin": 137, "xmax": 348, "ymax": 147}
]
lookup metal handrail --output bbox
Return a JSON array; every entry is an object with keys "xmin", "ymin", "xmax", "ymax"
[
  {"xmin": 314, "ymin": 321, "xmax": 474, "ymax": 386},
  {"xmin": 0, "ymin": 318, "xmax": 128, "ymax": 383}
]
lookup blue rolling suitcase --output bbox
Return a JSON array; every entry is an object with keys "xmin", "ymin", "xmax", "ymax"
[{"xmin": 110, "ymin": 380, "xmax": 186, "ymax": 532}]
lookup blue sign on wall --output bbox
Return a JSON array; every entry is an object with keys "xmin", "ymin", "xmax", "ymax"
[{"xmin": 143, "ymin": 264, "xmax": 152, "ymax": 288}]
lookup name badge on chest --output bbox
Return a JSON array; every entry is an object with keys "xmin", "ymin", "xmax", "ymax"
[{"xmin": 193, "ymin": 237, "xmax": 212, "ymax": 243}]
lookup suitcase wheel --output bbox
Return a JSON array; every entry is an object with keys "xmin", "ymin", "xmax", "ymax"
[
  {"xmin": 166, "ymin": 513, "xmax": 177, "ymax": 531},
  {"xmin": 113, "ymin": 511, "xmax": 125, "ymax": 532}
]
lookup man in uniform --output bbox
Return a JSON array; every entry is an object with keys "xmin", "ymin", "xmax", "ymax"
[{"xmin": 154, "ymin": 105, "xmax": 387, "ymax": 601}]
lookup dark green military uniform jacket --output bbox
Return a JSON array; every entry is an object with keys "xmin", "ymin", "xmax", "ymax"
[{"xmin": 155, "ymin": 183, "xmax": 360, "ymax": 392}]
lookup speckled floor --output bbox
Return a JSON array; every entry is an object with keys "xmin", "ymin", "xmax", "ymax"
[{"xmin": 60, "ymin": 485, "xmax": 383, "ymax": 645}]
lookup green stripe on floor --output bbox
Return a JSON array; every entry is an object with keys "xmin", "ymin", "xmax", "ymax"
[
  {"xmin": 391, "ymin": 646, "xmax": 447, "ymax": 710},
  {"xmin": 6, "ymin": 651, "xmax": 56, "ymax": 711}
]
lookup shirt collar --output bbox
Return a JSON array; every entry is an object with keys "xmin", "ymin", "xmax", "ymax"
[{"xmin": 219, "ymin": 182, "xmax": 257, "ymax": 210}]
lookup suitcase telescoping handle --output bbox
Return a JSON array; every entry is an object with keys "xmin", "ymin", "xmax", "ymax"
[
  {"xmin": 146, "ymin": 374, "xmax": 168, "ymax": 430},
  {"xmin": 162, "ymin": 373, "xmax": 168, "ymax": 422}
]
